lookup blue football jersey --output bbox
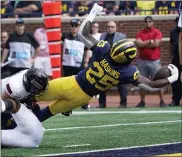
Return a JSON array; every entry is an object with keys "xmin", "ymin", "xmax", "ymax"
[{"xmin": 76, "ymin": 40, "xmax": 140, "ymax": 96}]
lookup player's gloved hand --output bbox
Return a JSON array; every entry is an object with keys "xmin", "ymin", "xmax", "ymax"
[
  {"xmin": 61, "ymin": 110, "xmax": 72, "ymax": 116},
  {"xmin": 90, "ymin": 3, "xmax": 104, "ymax": 16},
  {"xmin": 167, "ymin": 64, "xmax": 179, "ymax": 83}
]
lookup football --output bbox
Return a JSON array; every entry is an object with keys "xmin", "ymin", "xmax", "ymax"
[{"xmin": 153, "ymin": 66, "xmax": 171, "ymax": 81}]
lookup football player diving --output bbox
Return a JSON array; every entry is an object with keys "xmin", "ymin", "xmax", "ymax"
[
  {"xmin": 1, "ymin": 68, "xmax": 48, "ymax": 147},
  {"xmin": 33, "ymin": 3, "xmax": 179, "ymax": 122}
]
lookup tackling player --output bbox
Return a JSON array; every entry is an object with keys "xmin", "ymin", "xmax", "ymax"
[
  {"xmin": 1, "ymin": 99, "xmax": 44, "ymax": 148},
  {"xmin": 34, "ymin": 3, "xmax": 179, "ymax": 122},
  {"xmin": 2, "ymin": 67, "xmax": 48, "ymax": 100},
  {"xmin": 1, "ymin": 67, "xmax": 48, "ymax": 147}
]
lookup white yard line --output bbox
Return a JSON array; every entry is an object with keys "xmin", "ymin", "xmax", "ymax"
[
  {"xmin": 45, "ymin": 120, "xmax": 181, "ymax": 131},
  {"xmin": 38, "ymin": 142, "xmax": 182, "ymax": 156},
  {"xmin": 63, "ymin": 144, "xmax": 91, "ymax": 148},
  {"xmin": 58, "ymin": 110, "xmax": 181, "ymax": 115}
]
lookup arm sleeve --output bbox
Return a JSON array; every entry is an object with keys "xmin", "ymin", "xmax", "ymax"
[
  {"xmin": 91, "ymin": 41, "xmax": 111, "ymax": 55},
  {"xmin": 126, "ymin": 66, "xmax": 140, "ymax": 85},
  {"xmin": 154, "ymin": 30, "xmax": 162, "ymax": 40},
  {"xmin": 27, "ymin": 33, "xmax": 40, "ymax": 49}
]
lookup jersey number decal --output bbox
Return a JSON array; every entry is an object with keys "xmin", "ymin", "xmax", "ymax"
[
  {"xmin": 97, "ymin": 40, "xmax": 107, "ymax": 47},
  {"xmin": 86, "ymin": 62, "xmax": 119, "ymax": 91},
  {"xmin": 133, "ymin": 70, "xmax": 140, "ymax": 80}
]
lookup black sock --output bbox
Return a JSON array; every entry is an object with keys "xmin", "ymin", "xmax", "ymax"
[{"xmin": 36, "ymin": 106, "xmax": 53, "ymax": 122}]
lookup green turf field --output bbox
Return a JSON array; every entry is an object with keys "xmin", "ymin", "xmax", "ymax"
[{"xmin": 1, "ymin": 107, "xmax": 181, "ymax": 156}]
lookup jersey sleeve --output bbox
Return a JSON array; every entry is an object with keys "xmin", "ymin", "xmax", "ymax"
[
  {"xmin": 154, "ymin": 29, "xmax": 162, "ymax": 40},
  {"xmin": 122, "ymin": 66, "xmax": 140, "ymax": 84},
  {"xmin": 5, "ymin": 70, "xmax": 30, "ymax": 100},
  {"xmin": 27, "ymin": 32, "xmax": 40, "ymax": 49},
  {"xmin": 91, "ymin": 40, "xmax": 111, "ymax": 54}
]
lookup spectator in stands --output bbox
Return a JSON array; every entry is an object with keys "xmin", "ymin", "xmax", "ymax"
[
  {"xmin": 14, "ymin": 1, "xmax": 42, "ymax": 18},
  {"xmin": 84, "ymin": 22, "xmax": 101, "ymax": 68},
  {"xmin": 72, "ymin": 1, "xmax": 94, "ymax": 17},
  {"xmin": 168, "ymin": 16, "xmax": 182, "ymax": 106},
  {"xmin": 61, "ymin": 1, "xmax": 74, "ymax": 17},
  {"xmin": 61, "ymin": 19, "xmax": 89, "ymax": 109},
  {"xmin": 1, "ymin": 31, "xmax": 10, "ymax": 79},
  {"xmin": 154, "ymin": 0, "xmax": 169, "ymax": 15},
  {"xmin": 154, "ymin": 1, "xmax": 180, "ymax": 15},
  {"xmin": 1, "ymin": 1, "xmax": 14, "ymax": 18},
  {"xmin": 135, "ymin": 16, "xmax": 166, "ymax": 107},
  {"xmin": 115, "ymin": 0, "xmax": 137, "ymax": 15},
  {"xmin": 1, "ymin": 31, "xmax": 9, "ymax": 58},
  {"xmin": 103, "ymin": 1, "xmax": 119, "ymax": 15},
  {"xmin": 97, "ymin": 21, "xmax": 128, "ymax": 108},
  {"xmin": 1, "ymin": 19, "xmax": 40, "ymax": 76},
  {"xmin": 34, "ymin": 25, "xmax": 52, "ymax": 80},
  {"xmin": 136, "ymin": 1, "xmax": 155, "ymax": 15},
  {"xmin": 62, "ymin": 19, "xmax": 85, "ymax": 76},
  {"xmin": 168, "ymin": 1, "xmax": 181, "ymax": 14}
]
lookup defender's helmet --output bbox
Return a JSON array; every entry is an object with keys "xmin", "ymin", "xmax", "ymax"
[
  {"xmin": 23, "ymin": 68, "xmax": 48, "ymax": 95},
  {"xmin": 110, "ymin": 39, "xmax": 137, "ymax": 64}
]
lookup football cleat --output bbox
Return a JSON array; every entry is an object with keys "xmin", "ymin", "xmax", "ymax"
[{"xmin": 61, "ymin": 110, "xmax": 72, "ymax": 116}]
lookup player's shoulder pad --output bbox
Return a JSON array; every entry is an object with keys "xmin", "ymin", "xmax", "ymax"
[
  {"xmin": 97, "ymin": 40, "xmax": 110, "ymax": 47},
  {"xmin": 92, "ymin": 40, "xmax": 111, "ymax": 51}
]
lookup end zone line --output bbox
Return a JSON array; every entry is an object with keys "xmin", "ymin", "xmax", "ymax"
[
  {"xmin": 38, "ymin": 142, "xmax": 182, "ymax": 156},
  {"xmin": 70, "ymin": 110, "xmax": 181, "ymax": 115},
  {"xmin": 45, "ymin": 120, "xmax": 181, "ymax": 131},
  {"xmin": 63, "ymin": 144, "xmax": 91, "ymax": 148}
]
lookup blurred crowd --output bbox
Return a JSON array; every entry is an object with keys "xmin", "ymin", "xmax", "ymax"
[{"xmin": 1, "ymin": 0, "xmax": 182, "ymax": 18}]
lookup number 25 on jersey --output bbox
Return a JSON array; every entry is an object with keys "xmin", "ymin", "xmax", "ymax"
[{"xmin": 86, "ymin": 62, "xmax": 119, "ymax": 91}]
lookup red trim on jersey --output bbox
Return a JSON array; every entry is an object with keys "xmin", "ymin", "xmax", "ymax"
[{"xmin": 6, "ymin": 84, "xmax": 12, "ymax": 95}]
